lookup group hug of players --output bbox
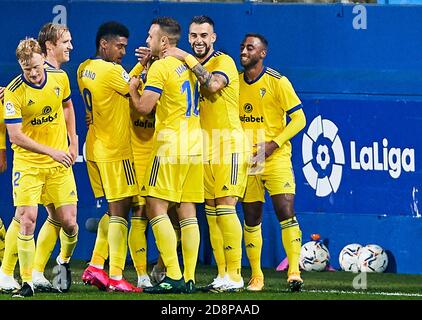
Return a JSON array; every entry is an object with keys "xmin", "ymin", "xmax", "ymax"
[{"xmin": 0, "ymin": 15, "xmax": 306, "ymax": 297}]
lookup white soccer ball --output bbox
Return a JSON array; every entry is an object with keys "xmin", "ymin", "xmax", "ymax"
[
  {"xmin": 299, "ymin": 241, "xmax": 330, "ymax": 271},
  {"xmin": 339, "ymin": 243, "xmax": 362, "ymax": 273},
  {"xmin": 358, "ymin": 244, "xmax": 388, "ymax": 273}
]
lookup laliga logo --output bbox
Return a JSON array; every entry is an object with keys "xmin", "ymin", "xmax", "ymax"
[{"xmin": 302, "ymin": 116, "xmax": 345, "ymax": 197}]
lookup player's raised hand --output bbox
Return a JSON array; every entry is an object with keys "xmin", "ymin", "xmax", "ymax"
[
  {"xmin": 163, "ymin": 47, "xmax": 188, "ymax": 61},
  {"xmin": 50, "ymin": 149, "xmax": 73, "ymax": 168},
  {"xmin": 135, "ymin": 46, "xmax": 152, "ymax": 67}
]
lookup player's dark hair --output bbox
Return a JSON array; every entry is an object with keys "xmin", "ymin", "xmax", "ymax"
[
  {"xmin": 151, "ymin": 17, "xmax": 181, "ymax": 45},
  {"xmin": 190, "ymin": 15, "xmax": 215, "ymax": 28},
  {"xmin": 243, "ymin": 33, "xmax": 268, "ymax": 49},
  {"xmin": 96, "ymin": 21, "xmax": 129, "ymax": 50}
]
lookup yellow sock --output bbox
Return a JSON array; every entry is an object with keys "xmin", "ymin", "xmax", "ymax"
[
  {"xmin": 59, "ymin": 227, "xmax": 78, "ymax": 263},
  {"xmin": 0, "ymin": 218, "xmax": 5, "ymax": 263},
  {"xmin": 205, "ymin": 205, "xmax": 226, "ymax": 277},
  {"xmin": 1, "ymin": 218, "xmax": 20, "ymax": 276},
  {"xmin": 33, "ymin": 217, "xmax": 61, "ymax": 272},
  {"xmin": 150, "ymin": 215, "xmax": 182, "ymax": 280},
  {"xmin": 180, "ymin": 218, "xmax": 199, "ymax": 283},
  {"xmin": 108, "ymin": 216, "xmax": 128, "ymax": 277},
  {"xmin": 17, "ymin": 233, "xmax": 35, "ymax": 283},
  {"xmin": 280, "ymin": 217, "xmax": 302, "ymax": 276},
  {"xmin": 244, "ymin": 223, "xmax": 263, "ymax": 278},
  {"xmin": 128, "ymin": 217, "xmax": 148, "ymax": 276},
  {"xmin": 216, "ymin": 205, "xmax": 243, "ymax": 282},
  {"xmin": 91, "ymin": 213, "xmax": 109, "ymax": 267}
]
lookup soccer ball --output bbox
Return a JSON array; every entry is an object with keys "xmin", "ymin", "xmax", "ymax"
[
  {"xmin": 339, "ymin": 243, "xmax": 362, "ymax": 273},
  {"xmin": 358, "ymin": 244, "xmax": 388, "ymax": 273},
  {"xmin": 299, "ymin": 241, "xmax": 330, "ymax": 271}
]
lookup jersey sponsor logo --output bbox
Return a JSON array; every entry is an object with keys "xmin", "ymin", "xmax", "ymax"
[
  {"xmin": 27, "ymin": 99, "xmax": 35, "ymax": 106},
  {"xmin": 5, "ymin": 101, "xmax": 15, "ymax": 116},
  {"xmin": 122, "ymin": 70, "xmax": 130, "ymax": 83},
  {"xmin": 42, "ymin": 106, "xmax": 52, "ymax": 115},
  {"xmin": 239, "ymin": 114, "xmax": 264, "ymax": 123},
  {"xmin": 134, "ymin": 118, "xmax": 155, "ymax": 128},
  {"xmin": 30, "ymin": 113, "xmax": 58, "ymax": 125},
  {"xmin": 243, "ymin": 103, "xmax": 253, "ymax": 113},
  {"xmin": 302, "ymin": 115, "xmax": 416, "ymax": 198}
]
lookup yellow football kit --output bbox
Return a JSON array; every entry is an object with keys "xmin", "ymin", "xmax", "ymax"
[
  {"xmin": 140, "ymin": 56, "xmax": 204, "ymax": 203},
  {"xmin": 77, "ymin": 58, "xmax": 138, "ymax": 201},
  {"xmin": 131, "ymin": 109, "xmax": 155, "ymax": 206},
  {"xmin": 200, "ymin": 51, "xmax": 249, "ymax": 199},
  {"xmin": 239, "ymin": 67, "xmax": 303, "ymax": 202},
  {"xmin": 0, "ymin": 100, "xmax": 5, "ymax": 150},
  {"xmin": 3, "ymin": 69, "xmax": 77, "ymax": 207}
]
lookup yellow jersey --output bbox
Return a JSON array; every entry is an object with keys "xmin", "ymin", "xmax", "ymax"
[
  {"xmin": 199, "ymin": 51, "xmax": 247, "ymax": 158},
  {"xmin": 130, "ymin": 72, "xmax": 155, "ymax": 158},
  {"xmin": 239, "ymin": 67, "xmax": 303, "ymax": 158},
  {"xmin": 77, "ymin": 58, "xmax": 132, "ymax": 162},
  {"xmin": 3, "ymin": 69, "xmax": 70, "ymax": 167},
  {"xmin": 0, "ymin": 99, "xmax": 5, "ymax": 149},
  {"xmin": 144, "ymin": 56, "xmax": 202, "ymax": 157}
]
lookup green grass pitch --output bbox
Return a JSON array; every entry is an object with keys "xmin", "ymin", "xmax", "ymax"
[{"xmin": 1, "ymin": 260, "xmax": 422, "ymax": 301}]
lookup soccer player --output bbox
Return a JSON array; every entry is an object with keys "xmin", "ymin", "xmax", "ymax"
[
  {"xmin": 129, "ymin": 17, "xmax": 203, "ymax": 294},
  {"xmin": 0, "ymin": 87, "xmax": 22, "ymax": 294},
  {"xmin": 3, "ymin": 38, "xmax": 79, "ymax": 297},
  {"xmin": 77, "ymin": 21, "xmax": 140, "ymax": 293},
  {"xmin": 163, "ymin": 15, "xmax": 249, "ymax": 292},
  {"xmin": 0, "ymin": 89, "xmax": 6, "ymax": 263},
  {"xmin": 239, "ymin": 34, "xmax": 306, "ymax": 292},
  {"xmin": 29, "ymin": 22, "xmax": 78, "ymax": 292}
]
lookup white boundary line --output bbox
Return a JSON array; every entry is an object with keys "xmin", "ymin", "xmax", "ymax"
[{"xmin": 304, "ymin": 289, "xmax": 422, "ymax": 297}]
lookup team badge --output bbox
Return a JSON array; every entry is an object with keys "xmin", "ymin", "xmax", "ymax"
[
  {"xmin": 260, "ymin": 88, "xmax": 266, "ymax": 97},
  {"xmin": 54, "ymin": 87, "xmax": 60, "ymax": 96}
]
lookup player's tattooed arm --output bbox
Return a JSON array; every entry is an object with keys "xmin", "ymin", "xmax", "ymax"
[{"xmin": 190, "ymin": 64, "xmax": 228, "ymax": 93}]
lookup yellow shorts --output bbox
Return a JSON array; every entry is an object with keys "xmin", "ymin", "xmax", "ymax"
[
  {"xmin": 204, "ymin": 152, "xmax": 249, "ymax": 200},
  {"xmin": 12, "ymin": 165, "xmax": 78, "ymax": 207},
  {"xmin": 87, "ymin": 159, "xmax": 139, "ymax": 202},
  {"xmin": 242, "ymin": 155, "xmax": 296, "ymax": 203},
  {"xmin": 131, "ymin": 152, "xmax": 151, "ymax": 207},
  {"xmin": 141, "ymin": 155, "xmax": 204, "ymax": 203}
]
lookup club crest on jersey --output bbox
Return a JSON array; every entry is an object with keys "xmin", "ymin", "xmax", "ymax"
[
  {"xmin": 244, "ymin": 103, "xmax": 253, "ymax": 113},
  {"xmin": 260, "ymin": 88, "xmax": 266, "ymax": 97},
  {"xmin": 54, "ymin": 87, "xmax": 60, "ymax": 96}
]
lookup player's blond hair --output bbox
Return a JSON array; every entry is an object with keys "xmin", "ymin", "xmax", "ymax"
[
  {"xmin": 38, "ymin": 23, "xmax": 69, "ymax": 55},
  {"xmin": 16, "ymin": 38, "xmax": 42, "ymax": 64}
]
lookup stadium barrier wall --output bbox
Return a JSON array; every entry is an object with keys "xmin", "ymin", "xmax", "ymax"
[{"xmin": 0, "ymin": 1, "xmax": 421, "ymax": 274}]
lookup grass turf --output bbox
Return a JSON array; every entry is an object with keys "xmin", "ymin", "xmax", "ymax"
[{"xmin": 1, "ymin": 260, "xmax": 422, "ymax": 301}]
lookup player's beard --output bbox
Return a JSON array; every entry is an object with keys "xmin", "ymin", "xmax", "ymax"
[
  {"xmin": 191, "ymin": 43, "xmax": 211, "ymax": 59},
  {"xmin": 241, "ymin": 55, "xmax": 260, "ymax": 70}
]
